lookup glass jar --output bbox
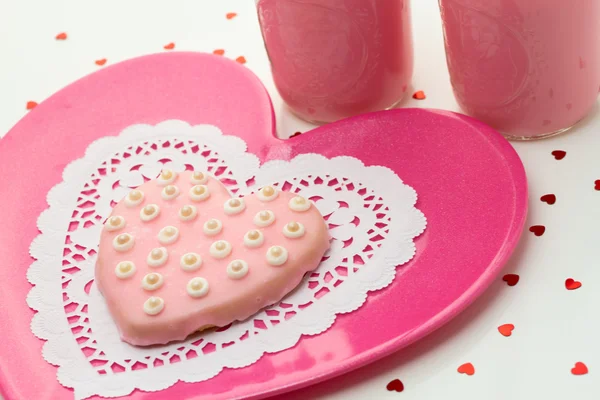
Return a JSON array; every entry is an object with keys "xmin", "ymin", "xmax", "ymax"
[
  {"xmin": 439, "ymin": 0, "xmax": 600, "ymax": 140},
  {"xmin": 257, "ymin": 0, "xmax": 413, "ymax": 123}
]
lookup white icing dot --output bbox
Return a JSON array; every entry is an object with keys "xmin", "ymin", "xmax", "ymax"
[
  {"xmin": 157, "ymin": 169, "xmax": 177, "ymax": 186},
  {"xmin": 282, "ymin": 221, "xmax": 306, "ymax": 239},
  {"xmin": 191, "ymin": 171, "xmax": 209, "ymax": 185},
  {"xmin": 140, "ymin": 204, "xmax": 160, "ymax": 222},
  {"xmin": 104, "ymin": 216, "xmax": 126, "ymax": 232},
  {"xmin": 178, "ymin": 205, "xmax": 198, "ymax": 222},
  {"xmin": 142, "ymin": 272, "xmax": 164, "ymax": 291},
  {"xmin": 113, "ymin": 233, "xmax": 135, "ymax": 252},
  {"xmin": 125, "ymin": 190, "xmax": 144, "ymax": 207},
  {"xmin": 147, "ymin": 247, "xmax": 168, "ymax": 267},
  {"xmin": 266, "ymin": 245, "xmax": 288, "ymax": 266},
  {"xmin": 243, "ymin": 229, "xmax": 265, "ymax": 248},
  {"xmin": 143, "ymin": 296, "xmax": 165, "ymax": 315},
  {"xmin": 161, "ymin": 185, "xmax": 180, "ymax": 201},
  {"xmin": 180, "ymin": 253, "xmax": 203, "ymax": 271},
  {"xmin": 189, "ymin": 185, "xmax": 210, "ymax": 202},
  {"xmin": 256, "ymin": 186, "xmax": 279, "ymax": 202},
  {"xmin": 227, "ymin": 260, "xmax": 249, "ymax": 279},
  {"xmin": 209, "ymin": 240, "xmax": 232, "ymax": 259},
  {"xmin": 253, "ymin": 210, "xmax": 275, "ymax": 227},
  {"xmin": 115, "ymin": 261, "xmax": 136, "ymax": 279},
  {"xmin": 157, "ymin": 226, "xmax": 179, "ymax": 245},
  {"xmin": 203, "ymin": 218, "xmax": 223, "ymax": 236},
  {"xmin": 288, "ymin": 196, "xmax": 311, "ymax": 212},
  {"xmin": 187, "ymin": 277, "xmax": 209, "ymax": 298},
  {"xmin": 224, "ymin": 198, "xmax": 246, "ymax": 215}
]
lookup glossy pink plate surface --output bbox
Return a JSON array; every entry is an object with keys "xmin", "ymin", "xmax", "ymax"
[{"xmin": 0, "ymin": 53, "xmax": 527, "ymax": 400}]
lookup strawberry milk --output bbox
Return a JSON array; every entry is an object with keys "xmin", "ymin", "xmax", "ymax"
[
  {"xmin": 257, "ymin": 0, "xmax": 413, "ymax": 123},
  {"xmin": 440, "ymin": 0, "xmax": 600, "ymax": 139}
]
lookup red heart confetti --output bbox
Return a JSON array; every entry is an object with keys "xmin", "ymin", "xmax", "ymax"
[
  {"xmin": 551, "ymin": 150, "xmax": 566, "ymax": 160},
  {"xmin": 236, "ymin": 56, "xmax": 247, "ymax": 64},
  {"xmin": 26, "ymin": 101, "xmax": 38, "ymax": 110},
  {"xmin": 498, "ymin": 324, "xmax": 515, "ymax": 337},
  {"xmin": 579, "ymin": 57, "xmax": 586, "ymax": 69},
  {"xmin": 542, "ymin": 120, "xmax": 552, "ymax": 126},
  {"xmin": 595, "ymin": 180, "xmax": 600, "ymax": 190},
  {"xmin": 457, "ymin": 363, "xmax": 475, "ymax": 376},
  {"xmin": 386, "ymin": 379, "xmax": 404, "ymax": 392},
  {"xmin": 163, "ymin": 42, "xmax": 175, "ymax": 50},
  {"xmin": 549, "ymin": 88, "xmax": 554, "ymax": 98},
  {"xmin": 540, "ymin": 194, "xmax": 556, "ymax": 205},
  {"xmin": 566, "ymin": 103, "xmax": 573, "ymax": 110},
  {"xmin": 213, "ymin": 49, "xmax": 225, "ymax": 56},
  {"xmin": 529, "ymin": 225, "xmax": 545, "ymax": 236},
  {"xmin": 413, "ymin": 90, "xmax": 426, "ymax": 100},
  {"xmin": 55, "ymin": 32, "xmax": 67, "ymax": 40},
  {"xmin": 572, "ymin": 362, "xmax": 588, "ymax": 375},
  {"xmin": 226, "ymin": 12, "xmax": 237, "ymax": 20},
  {"xmin": 95, "ymin": 58, "xmax": 107, "ymax": 66},
  {"xmin": 565, "ymin": 278, "xmax": 582, "ymax": 290},
  {"xmin": 502, "ymin": 274, "xmax": 519, "ymax": 286},
  {"xmin": 290, "ymin": 131, "xmax": 302, "ymax": 138}
]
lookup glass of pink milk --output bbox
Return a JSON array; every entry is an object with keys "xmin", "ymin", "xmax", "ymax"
[
  {"xmin": 256, "ymin": 0, "xmax": 413, "ymax": 123},
  {"xmin": 439, "ymin": 0, "xmax": 600, "ymax": 140}
]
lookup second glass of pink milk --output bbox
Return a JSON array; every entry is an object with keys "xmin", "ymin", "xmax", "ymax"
[
  {"xmin": 256, "ymin": 0, "xmax": 414, "ymax": 124},
  {"xmin": 439, "ymin": 0, "xmax": 600, "ymax": 140}
]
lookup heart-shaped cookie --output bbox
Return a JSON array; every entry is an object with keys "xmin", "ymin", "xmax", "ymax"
[{"xmin": 96, "ymin": 170, "xmax": 329, "ymax": 346}]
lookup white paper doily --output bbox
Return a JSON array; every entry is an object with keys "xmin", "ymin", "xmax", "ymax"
[{"xmin": 27, "ymin": 120, "xmax": 426, "ymax": 399}]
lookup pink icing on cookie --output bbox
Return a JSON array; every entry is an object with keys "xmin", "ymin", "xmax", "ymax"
[{"xmin": 95, "ymin": 170, "xmax": 330, "ymax": 346}]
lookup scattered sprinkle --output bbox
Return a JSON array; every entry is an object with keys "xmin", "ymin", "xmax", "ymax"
[{"xmin": 412, "ymin": 90, "xmax": 426, "ymax": 100}]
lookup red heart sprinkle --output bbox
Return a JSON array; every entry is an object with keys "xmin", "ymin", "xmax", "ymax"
[
  {"xmin": 235, "ymin": 56, "xmax": 246, "ymax": 64},
  {"xmin": 413, "ymin": 90, "xmax": 426, "ymax": 100},
  {"xmin": 498, "ymin": 323, "xmax": 514, "ymax": 337},
  {"xmin": 565, "ymin": 278, "xmax": 582, "ymax": 290},
  {"xmin": 26, "ymin": 101, "xmax": 38, "ymax": 110},
  {"xmin": 163, "ymin": 42, "xmax": 175, "ymax": 50},
  {"xmin": 540, "ymin": 194, "xmax": 556, "ymax": 205},
  {"xmin": 95, "ymin": 58, "xmax": 107, "ymax": 66},
  {"xmin": 529, "ymin": 225, "xmax": 545, "ymax": 236},
  {"xmin": 457, "ymin": 363, "xmax": 475, "ymax": 376},
  {"xmin": 551, "ymin": 150, "xmax": 566, "ymax": 160},
  {"xmin": 290, "ymin": 131, "xmax": 302, "ymax": 138},
  {"xmin": 566, "ymin": 103, "xmax": 573, "ymax": 110},
  {"xmin": 595, "ymin": 180, "xmax": 600, "ymax": 190},
  {"xmin": 386, "ymin": 379, "xmax": 404, "ymax": 392},
  {"xmin": 572, "ymin": 362, "xmax": 588, "ymax": 375},
  {"xmin": 542, "ymin": 120, "xmax": 552, "ymax": 126},
  {"xmin": 213, "ymin": 49, "xmax": 225, "ymax": 56},
  {"xmin": 502, "ymin": 274, "xmax": 519, "ymax": 286},
  {"xmin": 55, "ymin": 32, "xmax": 67, "ymax": 40},
  {"xmin": 226, "ymin": 12, "xmax": 237, "ymax": 20}
]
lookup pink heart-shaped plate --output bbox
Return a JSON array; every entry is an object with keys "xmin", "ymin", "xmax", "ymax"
[{"xmin": 0, "ymin": 53, "xmax": 527, "ymax": 399}]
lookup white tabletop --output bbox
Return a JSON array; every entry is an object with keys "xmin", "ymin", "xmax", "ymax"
[{"xmin": 1, "ymin": 1, "xmax": 598, "ymax": 399}]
